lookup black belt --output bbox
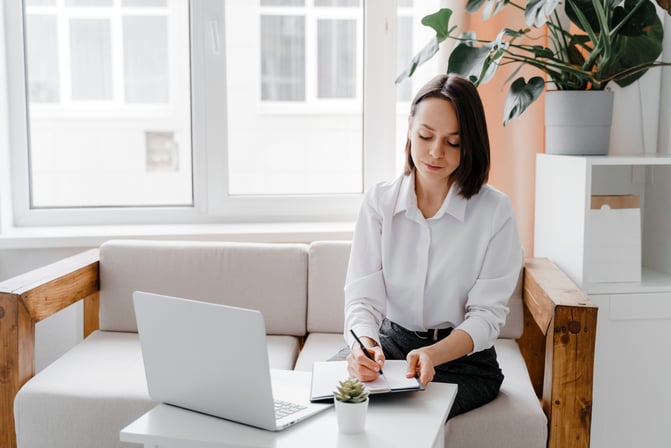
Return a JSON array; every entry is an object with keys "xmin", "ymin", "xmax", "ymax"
[
  {"xmin": 383, "ymin": 319, "xmax": 454, "ymax": 342},
  {"xmin": 413, "ymin": 327, "xmax": 453, "ymax": 341}
]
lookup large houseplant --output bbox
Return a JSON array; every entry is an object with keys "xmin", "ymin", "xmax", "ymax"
[{"xmin": 397, "ymin": 0, "xmax": 671, "ymax": 126}]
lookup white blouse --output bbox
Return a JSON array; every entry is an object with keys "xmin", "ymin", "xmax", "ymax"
[{"xmin": 344, "ymin": 172, "xmax": 523, "ymax": 354}]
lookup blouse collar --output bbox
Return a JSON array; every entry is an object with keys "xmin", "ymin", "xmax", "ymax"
[{"xmin": 394, "ymin": 172, "xmax": 467, "ymax": 222}]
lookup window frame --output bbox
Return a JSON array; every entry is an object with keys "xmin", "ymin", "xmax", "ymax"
[
  {"xmin": 258, "ymin": 1, "xmax": 364, "ymax": 106},
  {"xmin": 3, "ymin": 0, "xmax": 398, "ymax": 227},
  {"xmin": 24, "ymin": 2, "xmax": 174, "ymax": 108}
]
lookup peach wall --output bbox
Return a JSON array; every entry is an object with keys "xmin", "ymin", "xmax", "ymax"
[{"xmin": 465, "ymin": 8, "xmax": 546, "ymax": 257}]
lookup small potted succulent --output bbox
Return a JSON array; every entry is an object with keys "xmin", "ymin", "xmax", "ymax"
[{"xmin": 333, "ymin": 377, "xmax": 369, "ymax": 434}]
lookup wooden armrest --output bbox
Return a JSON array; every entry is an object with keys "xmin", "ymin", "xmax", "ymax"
[
  {"xmin": 519, "ymin": 258, "xmax": 597, "ymax": 448},
  {"xmin": 0, "ymin": 248, "xmax": 100, "ymax": 448},
  {"xmin": 0, "ymin": 248, "xmax": 100, "ymax": 322}
]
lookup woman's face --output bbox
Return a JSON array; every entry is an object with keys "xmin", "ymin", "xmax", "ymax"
[{"xmin": 408, "ymin": 97, "xmax": 461, "ymax": 189}]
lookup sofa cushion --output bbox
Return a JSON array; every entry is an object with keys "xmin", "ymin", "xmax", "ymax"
[
  {"xmin": 445, "ymin": 339, "xmax": 547, "ymax": 448},
  {"xmin": 14, "ymin": 330, "xmax": 301, "ymax": 448},
  {"xmin": 99, "ymin": 240, "xmax": 309, "ymax": 335},
  {"xmin": 294, "ymin": 333, "xmax": 346, "ymax": 371},
  {"xmin": 14, "ymin": 331, "xmax": 153, "ymax": 448},
  {"xmin": 307, "ymin": 241, "xmax": 351, "ymax": 334}
]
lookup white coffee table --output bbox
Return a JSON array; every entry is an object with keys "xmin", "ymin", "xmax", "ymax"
[{"xmin": 121, "ymin": 375, "xmax": 457, "ymax": 448}]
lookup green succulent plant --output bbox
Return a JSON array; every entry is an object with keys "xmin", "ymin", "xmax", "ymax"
[{"xmin": 334, "ymin": 378, "xmax": 369, "ymax": 403}]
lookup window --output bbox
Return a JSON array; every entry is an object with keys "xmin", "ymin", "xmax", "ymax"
[
  {"xmin": 228, "ymin": 0, "xmax": 363, "ymax": 197},
  {"xmin": 22, "ymin": 0, "xmax": 192, "ymax": 209},
  {"xmin": 2, "ymin": 0, "xmax": 442, "ymax": 226}
]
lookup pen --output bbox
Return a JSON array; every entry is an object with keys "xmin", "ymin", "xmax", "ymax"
[{"xmin": 350, "ymin": 329, "xmax": 383, "ymax": 375}]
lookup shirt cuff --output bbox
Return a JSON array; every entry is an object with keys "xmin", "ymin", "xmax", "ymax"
[
  {"xmin": 345, "ymin": 324, "xmax": 381, "ymax": 350},
  {"xmin": 455, "ymin": 317, "xmax": 494, "ymax": 354}
]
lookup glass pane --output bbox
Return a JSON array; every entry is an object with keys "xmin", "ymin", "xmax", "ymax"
[
  {"xmin": 123, "ymin": 0, "xmax": 167, "ymax": 6},
  {"xmin": 227, "ymin": 0, "xmax": 363, "ymax": 195},
  {"xmin": 260, "ymin": 15, "xmax": 305, "ymax": 101},
  {"xmin": 395, "ymin": 0, "xmax": 444, "ymax": 172},
  {"xmin": 317, "ymin": 19, "xmax": 356, "ymax": 98},
  {"xmin": 65, "ymin": 0, "xmax": 113, "ymax": 6},
  {"xmin": 70, "ymin": 19, "xmax": 113, "ymax": 101},
  {"xmin": 123, "ymin": 16, "xmax": 169, "ymax": 103},
  {"xmin": 314, "ymin": 0, "xmax": 359, "ymax": 6},
  {"xmin": 25, "ymin": 14, "xmax": 60, "ymax": 103},
  {"xmin": 260, "ymin": 0, "xmax": 304, "ymax": 5},
  {"xmin": 396, "ymin": 16, "xmax": 412, "ymax": 102},
  {"xmin": 26, "ymin": 2, "xmax": 193, "ymax": 208}
]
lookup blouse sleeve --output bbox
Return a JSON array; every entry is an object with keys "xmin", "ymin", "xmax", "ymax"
[
  {"xmin": 456, "ymin": 196, "xmax": 524, "ymax": 353},
  {"xmin": 343, "ymin": 186, "xmax": 388, "ymax": 349}
]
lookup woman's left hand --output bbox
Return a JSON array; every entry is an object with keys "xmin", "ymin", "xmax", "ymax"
[{"xmin": 405, "ymin": 349, "xmax": 436, "ymax": 387}]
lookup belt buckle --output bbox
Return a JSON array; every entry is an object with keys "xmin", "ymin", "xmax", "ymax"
[{"xmin": 433, "ymin": 328, "xmax": 439, "ymax": 341}]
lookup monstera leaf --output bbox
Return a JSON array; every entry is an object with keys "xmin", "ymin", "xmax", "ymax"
[
  {"xmin": 448, "ymin": 29, "xmax": 522, "ymax": 85},
  {"xmin": 614, "ymin": 0, "xmax": 658, "ymax": 36},
  {"xmin": 564, "ymin": 0, "xmax": 607, "ymax": 32},
  {"xmin": 467, "ymin": 0, "xmax": 512, "ymax": 19},
  {"xmin": 395, "ymin": 9, "xmax": 457, "ymax": 83},
  {"xmin": 503, "ymin": 77, "xmax": 545, "ymax": 124},
  {"xmin": 525, "ymin": 0, "xmax": 561, "ymax": 27},
  {"xmin": 607, "ymin": 16, "xmax": 663, "ymax": 87},
  {"xmin": 448, "ymin": 39, "xmax": 499, "ymax": 85}
]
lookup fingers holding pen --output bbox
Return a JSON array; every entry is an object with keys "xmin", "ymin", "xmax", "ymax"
[{"xmin": 347, "ymin": 344, "xmax": 385, "ymax": 382}]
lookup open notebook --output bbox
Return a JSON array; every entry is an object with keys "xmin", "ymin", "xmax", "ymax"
[{"xmin": 310, "ymin": 360, "xmax": 424, "ymax": 402}]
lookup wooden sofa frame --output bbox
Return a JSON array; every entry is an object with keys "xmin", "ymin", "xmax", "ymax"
[{"xmin": 0, "ymin": 249, "xmax": 597, "ymax": 448}]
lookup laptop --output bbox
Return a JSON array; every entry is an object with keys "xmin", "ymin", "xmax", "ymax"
[{"xmin": 132, "ymin": 291, "xmax": 332, "ymax": 431}]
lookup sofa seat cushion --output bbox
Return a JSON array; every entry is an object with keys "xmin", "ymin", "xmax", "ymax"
[
  {"xmin": 267, "ymin": 335, "xmax": 303, "ymax": 370},
  {"xmin": 294, "ymin": 333, "xmax": 346, "ymax": 371},
  {"xmin": 445, "ymin": 339, "xmax": 548, "ymax": 448},
  {"xmin": 14, "ymin": 331, "xmax": 153, "ymax": 448},
  {"xmin": 14, "ymin": 330, "xmax": 302, "ymax": 448}
]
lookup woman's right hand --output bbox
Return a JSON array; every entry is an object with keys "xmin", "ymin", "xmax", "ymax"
[{"xmin": 346, "ymin": 337, "xmax": 385, "ymax": 382}]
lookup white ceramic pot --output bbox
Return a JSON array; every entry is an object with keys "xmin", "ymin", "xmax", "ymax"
[
  {"xmin": 334, "ymin": 398, "xmax": 369, "ymax": 434},
  {"xmin": 545, "ymin": 90, "xmax": 614, "ymax": 156}
]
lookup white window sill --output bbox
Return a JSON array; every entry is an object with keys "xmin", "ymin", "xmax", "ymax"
[{"xmin": 0, "ymin": 221, "xmax": 355, "ymax": 249}]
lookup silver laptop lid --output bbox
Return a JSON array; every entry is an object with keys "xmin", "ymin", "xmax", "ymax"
[{"xmin": 133, "ymin": 291, "xmax": 278, "ymax": 430}]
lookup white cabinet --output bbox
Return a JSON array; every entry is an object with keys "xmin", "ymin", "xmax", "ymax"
[{"xmin": 534, "ymin": 154, "xmax": 671, "ymax": 448}]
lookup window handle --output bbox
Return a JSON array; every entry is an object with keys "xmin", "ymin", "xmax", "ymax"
[{"xmin": 209, "ymin": 18, "xmax": 221, "ymax": 54}]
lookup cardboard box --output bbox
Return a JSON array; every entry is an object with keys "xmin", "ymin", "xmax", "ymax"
[{"xmin": 586, "ymin": 195, "xmax": 641, "ymax": 283}]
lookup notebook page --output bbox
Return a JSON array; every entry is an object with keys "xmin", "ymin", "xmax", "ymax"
[
  {"xmin": 378, "ymin": 360, "xmax": 423, "ymax": 390},
  {"xmin": 310, "ymin": 360, "xmax": 422, "ymax": 402}
]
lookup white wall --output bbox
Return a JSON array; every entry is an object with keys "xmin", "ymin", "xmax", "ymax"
[{"xmin": 0, "ymin": 1, "xmax": 11, "ymax": 234}]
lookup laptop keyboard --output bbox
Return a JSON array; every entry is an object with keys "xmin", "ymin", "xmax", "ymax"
[{"xmin": 274, "ymin": 399, "xmax": 307, "ymax": 419}]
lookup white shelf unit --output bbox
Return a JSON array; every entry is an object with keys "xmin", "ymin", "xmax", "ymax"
[
  {"xmin": 534, "ymin": 154, "xmax": 671, "ymax": 448},
  {"xmin": 535, "ymin": 153, "xmax": 671, "ymax": 295}
]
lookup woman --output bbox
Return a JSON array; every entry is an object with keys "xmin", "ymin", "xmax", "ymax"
[{"xmin": 344, "ymin": 74, "xmax": 523, "ymax": 418}]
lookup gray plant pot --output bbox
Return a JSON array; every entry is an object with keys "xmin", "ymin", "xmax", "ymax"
[{"xmin": 545, "ymin": 90, "xmax": 614, "ymax": 156}]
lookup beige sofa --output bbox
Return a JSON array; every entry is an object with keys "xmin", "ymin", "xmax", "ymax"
[{"xmin": 0, "ymin": 240, "xmax": 597, "ymax": 448}]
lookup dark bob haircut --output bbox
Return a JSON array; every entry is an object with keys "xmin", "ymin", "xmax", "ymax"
[{"xmin": 404, "ymin": 74, "xmax": 490, "ymax": 199}]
